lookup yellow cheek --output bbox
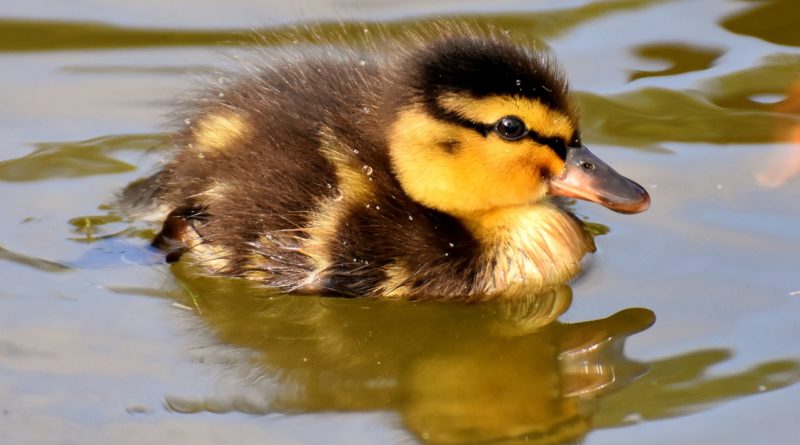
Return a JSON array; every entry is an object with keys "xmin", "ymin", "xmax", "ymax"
[{"xmin": 389, "ymin": 106, "xmax": 560, "ymax": 216}]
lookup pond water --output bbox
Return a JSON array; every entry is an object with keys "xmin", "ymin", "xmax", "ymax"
[{"xmin": 1, "ymin": 0, "xmax": 799, "ymax": 444}]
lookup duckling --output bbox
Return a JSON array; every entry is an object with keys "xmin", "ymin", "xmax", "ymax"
[{"xmin": 130, "ymin": 25, "xmax": 649, "ymax": 301}]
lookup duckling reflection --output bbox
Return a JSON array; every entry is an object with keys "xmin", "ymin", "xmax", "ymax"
[{"xmin": 165, "ymin": 263, "xmax": 654, "ymax": 444}]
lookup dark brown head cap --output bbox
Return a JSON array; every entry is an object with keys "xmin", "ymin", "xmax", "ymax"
[{"xmin": 406, "ymin": 35, "xmax": 577, "ymax": 121}]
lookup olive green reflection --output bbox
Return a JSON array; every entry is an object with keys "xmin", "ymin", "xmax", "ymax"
[
  {"xmin": 702, "ymin": 53, "xmax": 800, "ymax": 112},
  {"xmin": 580, "ymin": 52, "xmax": 800, "ymax": 148},
  {"xmin": 595, "ymin": 349, "xmax": 800, "ymax": 428},
  {"xmin": 721, "ymin": 0, "xmax": 800, "ymax": 47},
  {"xmin": 161, "ymin": 264, "xmax": 653, "ymax": 445},
  {"xmin": 0, "ymin": 0, "xmax": 663, "ymax": 52},
  {"xmin": 577, "ymin": 88, "xmax": 799, "ymax": 148},
  {"xmin": 0, "ymin": 244, "xmax": 72, "ymax": 272},
  {"xmin": 0, "ymin": 134, "xmax": 167, "ymax": 182},
  {"xmin": 629, "ymin": 43, "xmax": 723, "ymax": 81}
]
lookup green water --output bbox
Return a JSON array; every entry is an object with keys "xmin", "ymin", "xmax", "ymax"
[{"xmin": 1, "ymin": 1, "xmax": 799, "ymax": 444}]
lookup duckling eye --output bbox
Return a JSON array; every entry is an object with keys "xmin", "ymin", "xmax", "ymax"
[{"xmin": 495, "ymin": 116, "xmax": 527, "ymax": 141}]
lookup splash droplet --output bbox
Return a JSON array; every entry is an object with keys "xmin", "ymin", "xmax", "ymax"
[
  {"xmin": 362, "ymin": 165, "xmax": 373, "ymax": 176},
  {"xmin": 408, "ymin": 215, "xmax": 414, "ymax": 221}
]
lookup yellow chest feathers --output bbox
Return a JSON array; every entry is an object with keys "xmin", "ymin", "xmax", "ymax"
[{"xmin": 465, "ymin": 202, "xmax": 595, "ymax": 297}]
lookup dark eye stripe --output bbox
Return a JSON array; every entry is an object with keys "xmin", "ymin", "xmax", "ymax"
[
  {"xmin": 529, "ymin": 133, "xmax": 567, "ymax": 160},
  {"xmin": 426, "ymin": 99, "xmax": 574, "ymax": 160}
]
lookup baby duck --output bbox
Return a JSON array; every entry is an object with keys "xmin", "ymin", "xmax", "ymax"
[{"xmin": 134, "ymin": 25, "xmax": 649, "ymax": 301}]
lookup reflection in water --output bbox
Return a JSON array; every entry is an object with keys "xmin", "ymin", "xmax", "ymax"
[
  {"xmin": 0, "ymin": 134, "xmax": 167, "ymax": 182},
  {"xmin": 159, "ymin": 263, "xmax": 653, "ymax": 444},
  {"xmin": 755, "ymin": 81, "xmax": 800, "ymax": 188},
  {"xmin": 0, "ymin": 0, "xmax": 663, "ymax": 52},
  {"xmin": 629, "ymin": 43, "xmax": 723, "ymax": 81},
  {"xmin": 702, "ymin": 54, "xmax": 800, "ymax": 112},
  {"xmin": 135, "ymin": 264, "xmax": 800, "ymax": 444},
  {"xmin": 595, "ymin": 349, "xmax": 800, "ymax": 428},
  {"xmin": 721, "ymin": 0, "xmax": 800, "ymax": 48}
]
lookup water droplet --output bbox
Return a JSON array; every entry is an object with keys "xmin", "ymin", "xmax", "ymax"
[
  {"xmin": 359, "ymin": 59, "xmax": 366, "ymax": 66},
  {"xmin": 353, "ymin": 149, "xmax": 359, "ymax": 154},
  {"xmin": 326, "ymin": 182, "xmax": 333, "ymax": 189},
  {"xmin": 362, "ymin": 107, "xmax": 370, "ymax": 114},
  {"xmin": 448, "ymin": 242, "xmax": 454, "ymax": 248},
  {"xmin": 217, "ymin": 92, "xmax": 225, "ymax": 98},
  {"xmin": 197, "ymin": 153, "xmax": 205, "ymax": 159},
  {"xmin": 515, "ymin": 79, "xmax": 521, "ymax": 86},
  {"xmin": 217, "ymin": 76, "xmax": 227, "ymax": 84},
  {"xmin": 375, "ymin": 205, "xmax": 380, "ymax": 210},
  {"xmin": 365, "ymin": 203, "xmax": 371, "ymax": 209},
  {"xmin": 362, "ymin": 165, "xmax": 373, "ymax": 176},
  {"xmin": 363, "ymin": 28, "xmax": 370, "ymax": 34},
  {"xmin": 184, "ymin": 118, "xmax": 192, "ymax": 125},
  {"xmin": 444, "ymin": 252, "xmax": 449, "ymax": 257},
  {"xmin": 408, "ymin": 215, "xmax": 414, "ymax": 221},
  {"xmin": 622, "ymin": 413, "xmax": 642, "ymax": 423}
]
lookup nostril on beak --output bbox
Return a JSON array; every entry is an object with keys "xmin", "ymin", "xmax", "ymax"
[{"xmin": 581, "ymin": 162, "xmax": 596, "ymax": 171}]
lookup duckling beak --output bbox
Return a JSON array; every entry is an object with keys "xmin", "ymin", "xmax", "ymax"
[{"xmin": 548, "ymin": 145, "xmax": 650, "ymax": 214}]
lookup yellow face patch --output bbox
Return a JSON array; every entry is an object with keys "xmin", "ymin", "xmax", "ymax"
[
  {"xmin": 192, "ymin": 111, "xmax": 249, "ymax": 153},
  {"xmin": 388, "ymin": 96, "xmax": 575, "ymax": 216}
]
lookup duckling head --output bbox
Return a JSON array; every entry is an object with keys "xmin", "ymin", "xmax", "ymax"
[{"xmin": 387, "ymin": 35, "xmax": 650, "ymax": 217}]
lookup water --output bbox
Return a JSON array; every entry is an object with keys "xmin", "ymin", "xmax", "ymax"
[{"xmin": 1, "ymin": 0, "xmax": 799, "ymax": 444}]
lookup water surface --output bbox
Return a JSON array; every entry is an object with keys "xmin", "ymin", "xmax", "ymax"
[{"xmin": 1, "ymin": 0, "xmax": 799, "ymax": 444}]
